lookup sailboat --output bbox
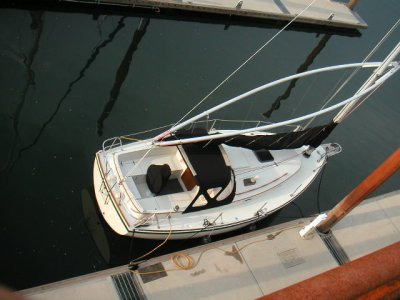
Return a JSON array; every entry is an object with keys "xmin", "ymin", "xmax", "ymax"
[{"xmin": 93, "ymin": 43, "xmax": 399, "ymax": 240}]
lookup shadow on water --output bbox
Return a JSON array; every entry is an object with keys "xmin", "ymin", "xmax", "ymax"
[
  {"xmin": 1, "ymin": 16, "xmax": 127, "ymax": 174},
  {"xmin": 262, "ymin": 33, "xmax": 332, "ymax": 119},
  {"xmin": 81, "ymin": 188, "xmax": 111, "ymax": 264},
  {"xmin": 2, "ymin": 11, "xmax": 43, "ymax": 172},
  {"xmin": 81, "ymin": 186, "xmax": 186, "ymax": 266},
  {"xmin": 97, "ymin": 18, "xmax": 150, "ymax": 136}
]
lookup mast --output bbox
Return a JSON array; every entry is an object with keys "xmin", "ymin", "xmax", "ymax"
[
  {"xmin": 154, "ymin": 62, "xmax": 398, "ymax": 147},
  {"xmin": 153, "ymin": 62, "xmax": 381, "ymax": 142},
  {"xmin": 334, "ymin": 42, "xmax": 400, "ymax": 123}
]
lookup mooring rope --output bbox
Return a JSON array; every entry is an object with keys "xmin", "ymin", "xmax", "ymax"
[
  {"xmin": 130, "ymin": 223, "xmax": 305, "ymax": 275},
  {"xmin": 129, "ymin": 215, "xmax": 172, "ymax": 268}
]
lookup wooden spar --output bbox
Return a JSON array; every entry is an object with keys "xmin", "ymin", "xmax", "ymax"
[
  {"xmin": 347, "ymin": 0, "xmax": 358, "ymax": 10},
  {"xmin": 153, "ymin": 62, "xmax": 381, "ymax": 142},
  {"xmin": 154, "ymin": 66, "xmax": 398, "ymax": 146},
  {"xmin": 334, "ymin": 42, "xmax": 400, "ymax": 123},
  {"xmin": 258, "ymin": 241, "xmax": 400, "ymax": 300},
  {"xmin": 317, "ymin": 148, "xmax": 400, "ymax": 234}
]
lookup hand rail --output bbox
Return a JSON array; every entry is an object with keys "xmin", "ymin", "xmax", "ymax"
[
  {"xmin": 184, "ymin": 118, "xmax": 300, "ymax": 132},
  {"xmin": 102, "ymin": 137, "xmax": 122, "ymax": 151}
]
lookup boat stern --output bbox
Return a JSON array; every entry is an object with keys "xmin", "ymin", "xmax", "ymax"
[{"xmin": 93, "ymin": 153, "xmax": 130, "ymax": 236}]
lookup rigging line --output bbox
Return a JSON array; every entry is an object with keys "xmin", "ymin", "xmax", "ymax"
[
  {"xmin": 128, "ymin": 228, "xmax": 136, "ymax": 260},
  {"xmin": 289, "ymin": 76, "xmax": 317, "ymax": 119},
  {"xmin": 316, "ymin": 157, "xmax": 328, "ymax": 214},
  {"xmin": 156, "ymin": 62, "xmax": 389, "ymax": 145},
  {"xmin": 341, "ymin": 84, "xmax": 381, "ymax": 122},
  {"xmin": 242, "ymin": 100, "xmax": 255, "ymax": 130},
  {"xmin": 155, "ymin": 62, "xmax": 383, "ymax": 142},
  {"xmin": 172, "ymin": 0, "xmax": 319, "ymax": 128},
  {"xmin": 303, "ymin": 17, "xmax": 400, "ymax": 129},
  {"xmin": 123, "ymin": 145, "xmax": 154, "ymax": 179},
  {"xmin": 289, "ymin": 202, "xmax": 304, "ymax": 218},
  {"xmin": 122, "ymin": 123, "xmax": 175, "ymax": 138},
  {"xmin": 173, "ymin": 220, "xmax": 217, "ymax": 252}
]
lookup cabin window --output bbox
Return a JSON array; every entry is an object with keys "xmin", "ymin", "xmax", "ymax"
[{"xmin": 253, "ymin": 149, "xmax": 274, "ymax": 162}]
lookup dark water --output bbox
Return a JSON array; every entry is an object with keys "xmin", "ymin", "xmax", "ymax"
[{"xmin": 0, "ymin": 1, "xmax": 399, "ymax": 290}]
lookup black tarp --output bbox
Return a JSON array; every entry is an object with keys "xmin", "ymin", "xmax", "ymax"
[
  {"xmin": 146, "ymin": 164, "xmax": 171, "ymax": 194},
  {"xmin": 179, "ymin": 143, "xmax": 236, "ymax": 213},
  {"xmin": 181, "ymin": 143, "xmax": 231, "ymax": 189},
  {"xmin": 167, "ymin": 122, "xmax": 337, "ymax": 213},
  {"xmin": 167, "ymin": 121, "xmax": 337, "ymax": 151},
  {"xmin": 222, "ymin": 122, "xmax": 337, "ymax": 150}
]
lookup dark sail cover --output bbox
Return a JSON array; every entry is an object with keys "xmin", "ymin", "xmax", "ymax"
[
  {"xmin": 222, "ymin": 122, "xmax": 337, "ymax": 150},
  {"xmin": 169, "ymin": 122, "xmax": 337, "ymax": 151}
]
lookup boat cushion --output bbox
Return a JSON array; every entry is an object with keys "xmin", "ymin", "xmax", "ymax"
[{"xmin": 146, "ymin": 164, "xmax": 171, "ymax": 195}]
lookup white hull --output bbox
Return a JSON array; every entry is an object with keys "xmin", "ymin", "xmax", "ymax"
[
  {"xmin": 93, "ymin": 138, "xmax": 336, "ymax": 240},
  {"xmin": 92, "ymin": 54, "xmax": 399, "ymax": 240}
]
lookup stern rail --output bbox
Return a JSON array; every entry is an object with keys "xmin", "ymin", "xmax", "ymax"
[{"xmin": 102, "ymin": 137, "xmax": 122, "ymax": 151}]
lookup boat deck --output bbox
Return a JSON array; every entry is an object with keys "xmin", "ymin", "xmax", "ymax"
[{"xmin": 21, "ymin": 190, "xmax": 400, "ymax": 299}]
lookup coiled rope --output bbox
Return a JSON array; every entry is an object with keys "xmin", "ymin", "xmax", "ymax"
[{"xmin": 130, "ymin": 223, "xmax": 304, "ymax": 275}]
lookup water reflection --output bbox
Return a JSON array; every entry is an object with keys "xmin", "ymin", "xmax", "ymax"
[
  {"xmin": 2, "ymin": 16, "xmax": 126, "ymax": 173},
  {"xmin": 2, "ymin": 11, "xmax": 44, "ymax": 173},
  {"xmin": 93, "ymin": 14, "xmax": 109, "ymax": 38},
  {"xmin": 81, "ymin": 188, "xmax": 111, "ymax": 264},
  {"xmin": 2, "ymin": 1, "xmax": 398, "ymax": 291},
  {"xmin": 263, "ymin": 34, "xmax": 331, "ymax": 118},
  {"xmin": 97, "ymin": 18, "xmax": 150, "ymax": 136}
]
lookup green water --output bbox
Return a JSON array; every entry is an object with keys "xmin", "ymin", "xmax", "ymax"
[{"xmin": 0, "ymin": 1, "xmax": 399, "ymax": 290}]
